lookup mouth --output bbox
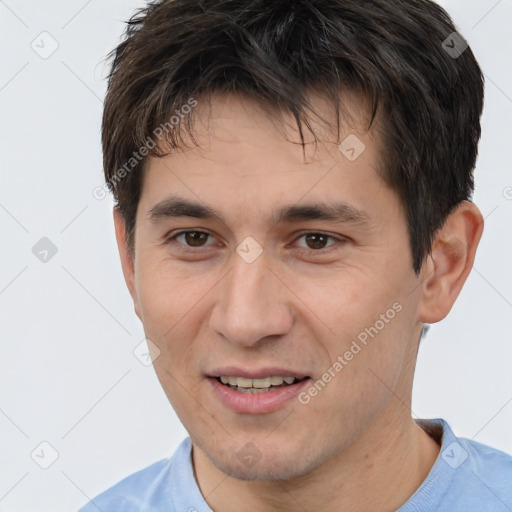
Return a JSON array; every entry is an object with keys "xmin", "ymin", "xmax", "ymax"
[
  {"xmin": 206, "ymin": 367, "xmax": 312, "ymax": 413},
  {"xmin": 215, "ymin": 375, "xmax": 310, "ymax": 394}
]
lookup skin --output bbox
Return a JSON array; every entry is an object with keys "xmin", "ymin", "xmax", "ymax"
[{"xmin": 114, "ymin": 92, "xmax": 483, "ymax": 511}]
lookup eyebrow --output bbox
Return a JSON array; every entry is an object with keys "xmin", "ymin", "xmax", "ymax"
[{"xmin": 148, "ymin": 196, "xmax": 371, "ymax": 226}]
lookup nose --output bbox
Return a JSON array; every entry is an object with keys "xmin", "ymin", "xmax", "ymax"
[{"xmin": 209, "ymin": 251, "xmax": 294, "ymax": 347}]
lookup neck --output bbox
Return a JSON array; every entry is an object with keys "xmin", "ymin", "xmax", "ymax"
[{"xmin": 192, "ymin": 410, "xmax": 440, "ymax": 512}]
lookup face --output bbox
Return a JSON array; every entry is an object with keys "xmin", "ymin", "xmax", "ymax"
[{"xmin": 125, "ymin": 93, "xmax": 426, "ymax": 480}]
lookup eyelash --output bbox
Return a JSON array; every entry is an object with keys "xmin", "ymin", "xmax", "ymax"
[{"xmin": 165, "ymin": 230, "xmax": 345, "ymax": 252}]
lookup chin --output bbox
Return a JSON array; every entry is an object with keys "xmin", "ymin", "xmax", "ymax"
[
  {"xmin": 217, "ymin": 455, "xmax": 312, "ymax": 482},
  {"xmin": 199, "ymin": 437, "xmax": 327, "ymax": 482}
]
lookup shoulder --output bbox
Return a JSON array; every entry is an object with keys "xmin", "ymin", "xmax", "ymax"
[
  {"xmin": 456, "ymin": 435, "xmax": 512, "ymax": 496},
  {"xmin": 440, "ymin": 436, "xmax": 512, "ymax": 511},
  {"xmin": 76, "ymin": 458, "xmax": 172, "ymax": 512},
  {"xmin": 406, "ymin": 419, "xmax": 512, "ymax": 511},
  {"xmin": 77, "ymin": 438, "xmax": 193, "ymax": 512}
]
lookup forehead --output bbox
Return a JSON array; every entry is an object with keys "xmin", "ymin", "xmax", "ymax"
[
  {"xmin": 138, "ymin": 92, "xmax": 399, "ymax": 228},
  {"xmin": 182, "ymin": 90, "xmax": 376, "ymax": 162}
]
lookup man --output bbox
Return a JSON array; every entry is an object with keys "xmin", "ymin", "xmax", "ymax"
[{"xmin": 79, "ymin": 0, "xmax": 512, "ymax": 510}]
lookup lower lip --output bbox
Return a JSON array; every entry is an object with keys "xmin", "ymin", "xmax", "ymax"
[{"xmin": 207, "ymin": 377, "xmax": 311, "ymax": 414}]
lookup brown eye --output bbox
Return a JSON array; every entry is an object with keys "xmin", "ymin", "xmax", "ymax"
[
  {"xmin": 304, "ymin": 233, "xmax": 328, "ymax": 249},
  {"xmin": 299, "ymin": 233, "xmax": 337, "ymax": 250},
  {"xmin": 184, "ymin": 231, "xmax": 209, "ymax": 247},
  {"xmin": 170, "ymin": 231, "xmax": 214, "ymax": 248}
]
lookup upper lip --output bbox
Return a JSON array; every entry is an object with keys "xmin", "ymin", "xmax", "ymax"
[{"xmin": 208, "ymin": 367, "xmax": 310, "ymax": 380}]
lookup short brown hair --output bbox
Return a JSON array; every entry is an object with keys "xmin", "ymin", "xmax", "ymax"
[{"xmin": 102, "ymin": 0, "xmax": 484, "ymax": 273}]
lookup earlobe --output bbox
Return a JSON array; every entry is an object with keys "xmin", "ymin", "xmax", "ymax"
[
  {"xmin": 113, "ymin": 208, "xmax": 142, "ymax": 320},
  {"xmin": 418, "ymin": 201, "xmax": 484, "ymax": 324}
]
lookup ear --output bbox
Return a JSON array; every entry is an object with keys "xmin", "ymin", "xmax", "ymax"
[
  {"xmin": 113, "ymin": 207, "xmax": 142, "ymax": 320},
  {"xmin": 418, "ymin": 201, "xmax": 484, "ymax": 323}
]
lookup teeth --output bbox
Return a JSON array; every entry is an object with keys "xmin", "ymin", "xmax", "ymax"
[
  {"xmin": 219, "ymin": 376, "xmax": 297, "ymax": 388},
  {"xmin": 236, "ymin": 377, "xmax": 253, "ymax": 387},
  {"xmin": 253, "ymin": 377, "xmax": 272, "ymax": 388}
]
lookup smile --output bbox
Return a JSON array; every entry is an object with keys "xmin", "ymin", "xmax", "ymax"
[
  {"xmin": 208, "ymin": 374, "xmax": 311, "ymax": 414},
  {"xmin": 217, "ymin": 375, "xmax": 307, "ymax": 393}
]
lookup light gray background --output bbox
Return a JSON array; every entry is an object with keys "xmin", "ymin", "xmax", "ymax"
[{"xmin": 1, "ymin": 1, "xmax": 511, "ymax": 511}]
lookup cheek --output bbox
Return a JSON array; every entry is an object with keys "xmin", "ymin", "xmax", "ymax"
[
  {"xmin": 300, "ymin": 271, "xmax": 399, "ymax": 342},
  {"xmin": 134, "ymin": 259, "xmax": 192, "ymax": 360},
  {"xmin": 135, "ymin": 253, "xmax": 202, "ymax": 328},
  {"xmin": 134, "ymin": 255, "xmax": 221, "ymax": 370},
  {"xmin": 302, "ymin": 272, "xmax": 412, "ymax": 391}
]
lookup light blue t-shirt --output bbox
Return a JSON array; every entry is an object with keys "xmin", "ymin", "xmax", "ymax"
[{"xmin": 77, "ymin": 419, "xmax": 512, "ymax": 511}]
